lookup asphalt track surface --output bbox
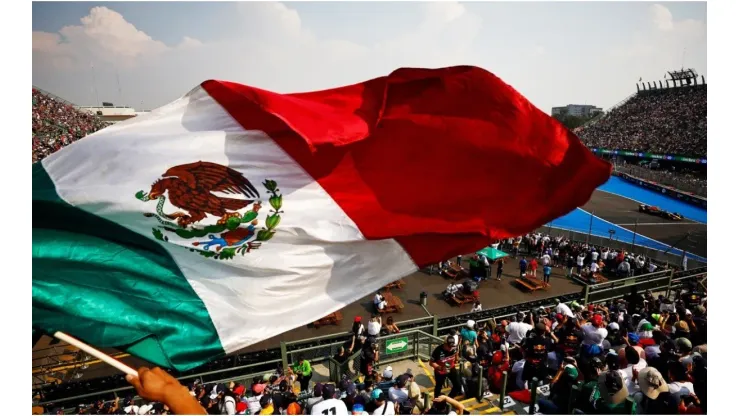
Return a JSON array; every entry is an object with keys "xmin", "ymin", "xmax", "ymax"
[
  {"xmin": 32, "ymin": 189, "xmax": 707, "ymax": 384},
  {"xmin": 582, "ymin": 190, "xmax": 707, "ymax": 258}
]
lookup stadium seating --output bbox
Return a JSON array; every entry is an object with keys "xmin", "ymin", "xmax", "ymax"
[
  {"xmin": 578, "ymin": 85, "xmax": 707, "ymax": 157},
  {"xmin": 32, "ymin": 88, "xmax": 109, "ymax": 163}
]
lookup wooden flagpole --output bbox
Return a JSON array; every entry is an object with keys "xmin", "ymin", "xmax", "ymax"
[{"xmin": 53, "ymin": 331, "xmax": 138, "ymax": 377}]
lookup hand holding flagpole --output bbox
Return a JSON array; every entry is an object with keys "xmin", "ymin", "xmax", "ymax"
[{"xmin": 53, "ymin": 331, "xmax": 138, "ymax": 377}]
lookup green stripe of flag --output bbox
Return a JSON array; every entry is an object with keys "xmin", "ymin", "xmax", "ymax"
[{"xmin": 32, "ymin": 163, "xmax": 223, "ymax": 371}]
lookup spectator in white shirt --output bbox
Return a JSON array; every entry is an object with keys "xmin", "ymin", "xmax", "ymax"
[
  {"xmin": 581, "ymin": 314, "xmax": 608, "ymax": 357},
  {"xmin": 541, "ymin": 253, "xmax": 551, "ymax": 266},
  {"xmin": 618, "ymin": 346, "xmax": 648, "ymax": 395},
  {"xmin": 506, "ymin": 313, "xmax": 533, "ymax": 345},
  {"xmin": 576, "ymin": 254, "xmax": 586, "ymax": 275},
  {"xmin": 666, "ymin": 361, "xmax": 695, "ymax": 400},
  {"xmin": 554, "ymin": 299, "xmax": 575, "ymax": 318},
  {"xmin": 367, "ymin": 317, "xmax": 382, "ymax": 337},
  {"xmin": 387, "ymin": 375, "xmax": 410, "ymax": 404},
  {"xmin": 470, "ymin": 301, "xmax": 482, "ymax": 313}
]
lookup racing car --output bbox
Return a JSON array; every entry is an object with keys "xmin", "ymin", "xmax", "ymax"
[{"xmin": 638, "ymin": 204, "xmax": 684, "ymax": 221}]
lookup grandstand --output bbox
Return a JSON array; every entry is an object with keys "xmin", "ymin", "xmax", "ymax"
[{"xmin": 32, "ymin": 87, "xmax": 110, "ymax": 163}]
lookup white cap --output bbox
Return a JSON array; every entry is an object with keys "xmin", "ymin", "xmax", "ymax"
[
  {"xmin": 467, "ymin": 320, "xmax": 475, "ymax": 329},
  {"xmin": 382, "ymin": 365, "xmax": 393, "ymax": 379},
  {"xmin": 608, "ymin": 322, "xmax": 620, "ymax": 331}
]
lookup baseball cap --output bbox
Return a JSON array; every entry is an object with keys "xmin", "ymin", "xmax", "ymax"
[
  {"xmin": 638, "ymin": 367, "xmax": 669, "ymax": 400},
  {"xmin": 354, "ymin": 316, "xmax": 362, "ymax": 323},
  {"xmin": 467, "ymin": 320, "xmax": 475, "ymax": 329},
  {"xmin": 675, "ymin": 321, "xmax": 690, "ymax": 332},
  {"xmin": 639, "ymin": 322, "xmax": 654, "ymax": 332},
  {"xmin": 382, "ymin": 365, "xmax": 393, "ymax": 379},
  {"xmin": 371, "ymin": 388, "xmax": 384, "ymax": 401},
  {"xmin": 352, "ymin": 404, "xmax": 365, "ymax": 415},
  {"xmin": 233, "ymin": 385, "xmax": 245, "ymax": 396},
  {"xmin": 322, "ymin": 384, "xmax": 337, "ymax": 399},
  {"xmin": 591, "ymin": 314, "xmax": 603, "ymax": 326},
  {"xmin": 235, "ymin": 402, "xmax": 247, "ymax": 414},
  {"xmin": 598, "ymin": 371, "xmax": 628, "ymax": 404},
  {"xmin": 555, "ymin": 313, "xmax": 565, "ymax": 322},
  {"xmin": 676, "ymin": 337, "xmax": 692, "ymax": 352},
  {"xmin": 608, "ymin": 322, "xmax": 619, "ymax": 331},
  {"xmin": 564, "ymin": 364, "xmax": 578, "ymax": 380}
]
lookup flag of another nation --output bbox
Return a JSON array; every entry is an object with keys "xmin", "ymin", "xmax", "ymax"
[{"xmin": 33, "ymin": 66, "xmax": 611, "ymax": 371}]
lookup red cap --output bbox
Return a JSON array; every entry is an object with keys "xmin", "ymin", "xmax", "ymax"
[
  {"xmin": 591, "ymin": 314, "xmax": 603, "ymax": 326},
  {"xmin": 492, "ymin": 350, "xmax": 504, "ymax": 364},
  {"xmin": 354, "ymin": 316, "xmax": 362, "ymax": 323},
  {"xmin": 233, "ymin": 385, "xmax": 246, "ymax": 396},
  {"xmin": 555, "ymin": 313, "xmax": 564, "ymax": 322},
  {"xmin": 236, "ymin": 402, "xmax": 247, "ymax": 413},
  {"xmin": 587, "ymin": 304, "xmax": 595, "ymax": 312}
]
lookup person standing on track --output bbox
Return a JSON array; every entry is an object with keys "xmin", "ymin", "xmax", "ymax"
[
  {"xmin": 430, "ymin": 336, "xmax": 462, "ymax": 399},
  {"xmin": 496, "ymin": 259, "xmax": 504, "ymax": 281}
]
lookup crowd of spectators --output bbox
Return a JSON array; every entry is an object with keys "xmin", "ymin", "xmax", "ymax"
[
  {"xmin": 32, "ymin": 88, "xmax": 109, "ymax": 163},
  {"xmin": 442, "ymin": 277, "xmax": 707, "ymax": 415},
  {"xmin": 498, "ymin": 232, "xmax": 668, "ymax": 283},
  {"xmin": 577, "ymin": 85, "xmax": 707, "ymax": 158}
]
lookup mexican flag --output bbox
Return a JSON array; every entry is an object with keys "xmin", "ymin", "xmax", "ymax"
[{"xmin": 33, "ymin": 66, "xmax": 611, "ymax": 371}]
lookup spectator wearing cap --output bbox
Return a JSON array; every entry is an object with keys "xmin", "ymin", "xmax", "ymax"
[
  {"xmin": 429, "ymin": 336, "xmax": 462, "ymax": 398},
  {"xmin": 311, "ymin": 384, "xmax": 349, "ymax": 415},
  {"xmin": 581, "ymin": 314, "xmax": 608, "ymax": 358},
  {"xmin": 634, "ymin": 367, "xmax": 675, "ymax": 414},
  {"xmin": 370, "ymin": 389, "xmax": 394, "ymax": 415},
  {"xmin": 674, "ymin": 320, "xmax": 691, "ymax": 339},
  {"xmin": 352, "ymin": 317, "xmax": 365, "ymax": 337},
  {"xmin": 594, "ymin": 370, "xmax": 636, "ymax": 414}
]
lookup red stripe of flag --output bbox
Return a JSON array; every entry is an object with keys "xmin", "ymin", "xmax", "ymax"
[{"xmin": 202, "ymin": 66, "xmax": 611, "ymax": 267}]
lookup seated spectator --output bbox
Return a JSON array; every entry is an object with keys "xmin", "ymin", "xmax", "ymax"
[
  {"xmin": 537, "ymin": 363, "xmax": 579, "ymax": 414},
  {"xmin": 634, "ymin": 367, "xmax": 675, "ymax": 414},
  {"xmin": 385, "ymin": 317, "xmax": 400, "ymax": 334},
  {"xmin": 374, "ymin": 292, "xmax": 387, "ymax": 312},
  {"xmin": 312, "ymin": 384, "xmax": 349, "ymax": 415},
  {"xmin": 594, "ymin": 370, "xmax": 636, "ymax": 414}
]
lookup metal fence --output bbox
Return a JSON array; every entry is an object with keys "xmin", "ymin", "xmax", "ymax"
[{"xmin": 613, "ymin": 164, "xmax": 707, "ymax": 197}]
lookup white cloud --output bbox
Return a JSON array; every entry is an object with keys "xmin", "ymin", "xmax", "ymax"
[
  {"xmin": 650, "ymin": 4, "xmax": 674, "ymax": 31},
  {"xmin": 32, "ymin": 2, "xmax": 705, "ymax": 113}
]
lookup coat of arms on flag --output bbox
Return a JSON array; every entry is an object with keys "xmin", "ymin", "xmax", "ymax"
[{"xmin": 134, "ymin": 161, "xmax": 283, "ymax": 260}]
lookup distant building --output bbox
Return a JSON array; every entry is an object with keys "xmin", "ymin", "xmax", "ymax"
[
  {"xmin": 76, "ymin": 105, "xmax": 142, "ymax": 123},
  {"xmin": 551, "ymin": 104, "xmax": 603, "ymax": 118}
]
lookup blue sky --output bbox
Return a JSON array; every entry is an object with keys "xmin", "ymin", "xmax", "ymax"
[{"xmin": 32, "ymin": 2, "xmax": 707, "ymax": 112}]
